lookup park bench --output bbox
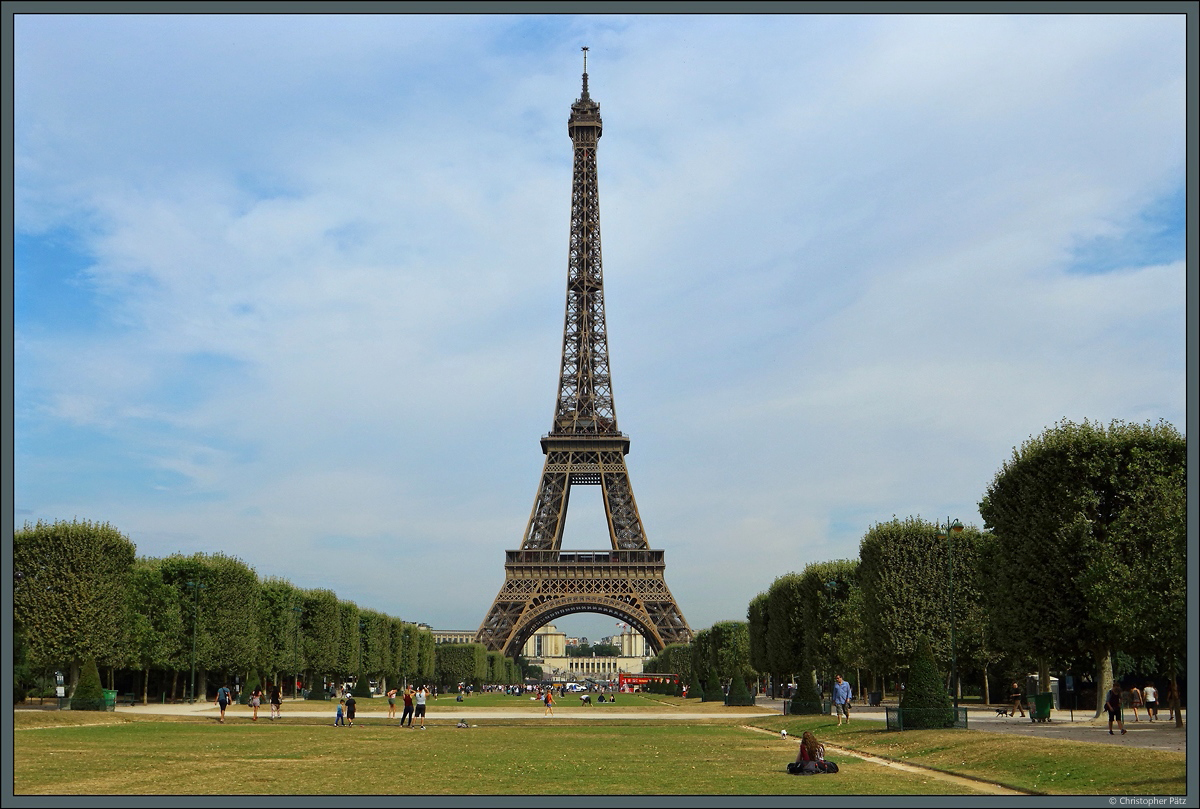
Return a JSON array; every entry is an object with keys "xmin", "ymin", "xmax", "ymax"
[{"xmin": 121, "ymin": 693, "xmax": 140, "ymax": 706}]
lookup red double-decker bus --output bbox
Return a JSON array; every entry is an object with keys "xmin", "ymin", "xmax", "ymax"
[{"xmin": 618, "ymin": 672, "xmax": 679, "ymax": 692}]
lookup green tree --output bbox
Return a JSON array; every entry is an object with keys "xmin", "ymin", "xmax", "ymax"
[
  {"xmin": 653, "ymin": 643, "xmax": 693, "ymax": 694},
  {"xmin": 798, "ymin": 560, "xmax": 857, "ymax": 694},
  {"xmin": 838, "ymin": 579, "xmax": 870, "ymax": 700},
  {"xmin": 746, "ymin": 592, "xmax": 770, "ymax": 689},
  {"xmin": 13, "ymin": 519, "xmax": 137, "ymax": 690},
  {"xmin": 486, "ymin": 651, "xmax": 506, "ymax": 684},
  {"xmin": 710, "ymin": 620, "xmax": 756, "ymax": 693},
  {"xmin": 765, "ymin": 573, "xmax": 805, "ymax": 697},
  {"xmin": 702, "ymin": 664, "xmax": 723, "ymax": 702},
  {"xmin": 300, "ymin": 589, "xmax": 341, "ymax": 687},
  {"xmin": 400, "ymin": 623, "xmax": 420, "ymax": 682},
  {"xmin": 689, "ymin": 628, "xmax": 713, "ymax": 694},
  {"xmin": 385, "ymin": 616, "xmax": 406, "ymax": 693},
  {"xmin": 435, "ymin": 643, "xmax": 488, "ymax": 689},
  {"xmin": 337, "ymin": 601, "xmax": 361, "ymax": 679},
  {"xmin": 858, "ymin": 517, "xmax": 987, "ymax": 692},
  {"xmin": 257, "ymin": 578, "xmax": 304, "ymax": 691},
  {"xmin": 157, "ymin": 552, "xmax": 261, "ymax": 698},
  {"xmin": 415, "ymin": 626, "xmax": 436, "ymax": 682},
  {"xmin": 979, "ymin": 419, "xmax": 1186, "ymax": 712},
  {"xmin": 359, "ymin": 609, "xmax": 391, "ymax": 687},
  {"xmin": 125, "ymin": 559, "xmax": 186, "ymax": 704}
]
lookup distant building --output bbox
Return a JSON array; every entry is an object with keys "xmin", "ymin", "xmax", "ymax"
[
  {"xmin": 523, "ymin": 624, "xmax": 567, "ymax": 658},
  {"xmin": 521, "ymin": 623, "xmax": 650, "ymax": 680},
  {"xmin": 432, "ymin": 629, "xmax": 476, "ymax": 645}
]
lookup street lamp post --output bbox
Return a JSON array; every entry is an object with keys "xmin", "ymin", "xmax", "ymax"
[
  {"xmin": 357, "ymin": 619, "xmax": 366, "ymax": 694},
  {"xmin": 292, "ymin": 606, "xmax": 303, "ymax": 700},
  {"xmin": 936, "ymin": 518, "xmax": 964, "ymax": 710},
  {"xmin": 186, "ymin": 580, "xmax": 207, "ymax": 704}
]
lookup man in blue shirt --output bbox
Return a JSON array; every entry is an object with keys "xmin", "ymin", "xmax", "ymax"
[
  {"xmin": 832, "ymin": 674, "xmax": 852, "ymax": 726},
  {"xmin": 215, "ymin": 683, "xmax": 232, "ymax": 724}
]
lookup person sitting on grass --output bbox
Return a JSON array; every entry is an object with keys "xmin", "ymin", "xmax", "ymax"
[
  {"xmin": 788, "ymin": 731, "xmax": 839, "ymax": 774},
  {"xmin": 798, "ymin": 731, "xmax": 824, "ymax": 772}
]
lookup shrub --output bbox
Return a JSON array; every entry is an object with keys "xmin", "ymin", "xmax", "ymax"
[
  {"xmin": 725, "ymin": 673, "xmax": 755, "ymax": 706},
  {"xmin": 351, "ymin": 674, "xmax": 373, "ymax": 698},
  {"xmin": 789, "ymin": 666, "xmax": 823, "ymax": 715},
  {"xmin": 71, "ymin": 657, "xmax": 107, "ymax": 711},
  {"xmin": 900, "ymin": 637, "xmax": 954, "ymax": 729}
]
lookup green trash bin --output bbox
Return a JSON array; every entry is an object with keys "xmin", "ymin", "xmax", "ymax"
[
  {"xmin": 102, "ymin": 689, "xmax": 118, "ymax": 712},
  {"xmin": 1029, "ymin": 692, "xmax": 1053, "ymax": 723}
]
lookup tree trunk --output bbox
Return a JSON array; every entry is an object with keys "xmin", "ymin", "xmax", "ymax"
[
  {"xmin": 143, "ymin": 667, "xmax": 150, "ymax": 704},
  {"xmin": 198, "ymin": 669, "xmax": 208, "ymax": 702},
  {"xmin": 1170, "ymin": 673, "xmax": 1183, "ymax": 728},
  {"xmin": 69, "ymin": 660, "xmax": 80, "ymax": 696},
  {"xmin": 1092, "ymin": 648, "xmax": 1113, "ymax": 720},
  {"xmin": 982, "ymin": 662, "xmax": 991, "ymax": 706},
  {"xmin": 1038, "ymin": 657, "xmax": 1051, "ymax": 693}
]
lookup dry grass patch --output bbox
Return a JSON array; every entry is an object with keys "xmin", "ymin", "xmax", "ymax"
[{"xmin": 15, "ymin": 716, "xmax": 972, "ymax": 796}]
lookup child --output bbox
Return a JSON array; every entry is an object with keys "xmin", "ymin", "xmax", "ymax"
[{"xmin": 334, "ymin": 699, "xmax": 346, "ymax": 727}]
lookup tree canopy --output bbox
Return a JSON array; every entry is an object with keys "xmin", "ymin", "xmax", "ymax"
[{"xmin": 979, "ymin": 419, "xmax": 1186, "ymax": 696}]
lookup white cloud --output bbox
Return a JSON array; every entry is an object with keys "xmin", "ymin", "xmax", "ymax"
[{"xmin": 14, "ymin": 13, "xmax": 1186, "ymax": 638}]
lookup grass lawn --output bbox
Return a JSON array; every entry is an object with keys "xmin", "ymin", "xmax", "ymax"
[
  {"xmin": 13, "ymin": 708, "xmax": 1187, "ymax": 796},
  {"xmin": 12, "ymin": 711, "xmax": 968, "ymax": 796},
  {"xmin": 751, "ymin": 715, "xmax": 1187, "ymax": 796}
]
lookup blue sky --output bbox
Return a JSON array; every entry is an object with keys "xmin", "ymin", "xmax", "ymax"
[{"xmin": 13, "ymin": 13, "xmax": 1187, "ymax": 644}]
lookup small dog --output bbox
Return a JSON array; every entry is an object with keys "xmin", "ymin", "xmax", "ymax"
[{"xmin": 995, "ymin": 707, "xmax": 1011, "ymax": 717}]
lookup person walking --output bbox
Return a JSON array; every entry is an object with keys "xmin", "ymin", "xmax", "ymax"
[
  {"xmin": 345, "ymin": 693, "xmax": 357, "ymax": 727},
  {"xmin": 1128, "ymin": 684, "xmax": 1143, "ymax": 722},
  {"xmin": 270, "ymin": 687, "xmax": 282, "ymax": 721},
  {"xmin": 1103, "ymin": 682, "xmax": 1127, "ymax": 735},
  {"xmin": 832, "ymin": 674, "xmax": 852, "ymax": 726},
  {"xmin": 215, "ymin": 683, "xmax": 233, "ymax": 724},
  {"xmin": 249, "ymin": 685, "xmax": 263, "ymax": 722},
  {"xmin": 1008, "ymin": 681, "xmax": 1025, "ymax": 718},
  {"xmin": 334, "ymin": 699, "xmax": 346, "ymax": 727},
  {"xmin": 543, "ymin": 689, "xmax": 555, "ymax": 717},
  {"xmin": 415, "ymin": 685, "xmax": 428, "ymax": 729},
  {"xmin": 1143, "ymin": 682, "xmax": 1159, "ymax": 722}
]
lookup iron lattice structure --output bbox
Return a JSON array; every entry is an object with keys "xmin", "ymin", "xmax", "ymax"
[{"xmin": 476, "ymin": 58, "xmax": 692, "ymax": 659}]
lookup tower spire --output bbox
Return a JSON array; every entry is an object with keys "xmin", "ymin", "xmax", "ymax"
[{"xmin": 581, "ymin": 45, "xmax": 589, "ymax": 100}]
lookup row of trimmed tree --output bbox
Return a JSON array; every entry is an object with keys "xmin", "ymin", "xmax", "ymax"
[
  {"xmin": 12, "ymin": 520, "xmax": 526, "ymax": 703},
  {"xmin": 647, "ymin": 419, "xmax": 1186, "ymax": 721}
]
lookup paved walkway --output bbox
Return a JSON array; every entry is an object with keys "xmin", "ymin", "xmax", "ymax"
[{"xmin": 100, "ymin": 698, "xmax": 1186, "ymax": 752}]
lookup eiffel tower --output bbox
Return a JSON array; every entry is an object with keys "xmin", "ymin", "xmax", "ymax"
[{"xmin": 476, "ymin": 51, "xmax": 692, "ymax": 658}]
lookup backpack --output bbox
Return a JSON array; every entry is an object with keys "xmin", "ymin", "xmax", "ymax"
[
  {"xmin": 817, "ymin": 759, "xmax": 839, "ymax": 774},
  {"xmin": 787, "ymin": 760, "xmax": 819, "ymax": 775}
]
